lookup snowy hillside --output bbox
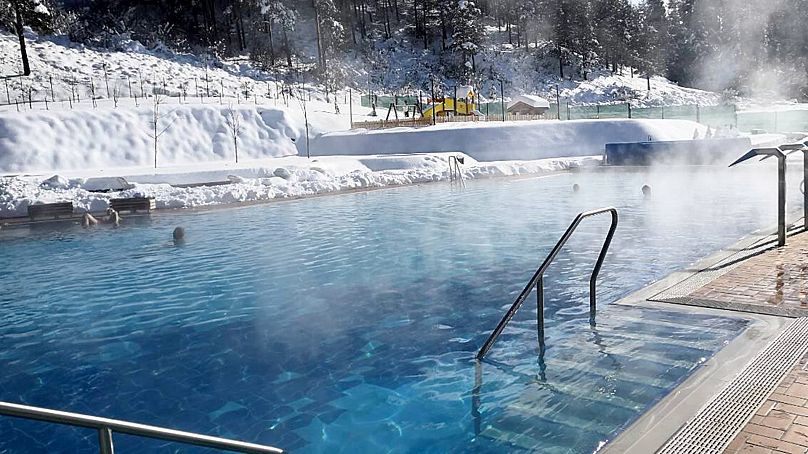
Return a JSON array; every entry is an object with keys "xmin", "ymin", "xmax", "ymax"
[{"xmin": 0, "ymin": 30, "xmax": 724, "ymax": 113}]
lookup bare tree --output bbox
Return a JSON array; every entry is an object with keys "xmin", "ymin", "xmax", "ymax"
[
  {"xmin": 146, "ymin": 95, "xmax": 176, "ymax": 168},
  {"xmin": 293, "ymin": 88, "xmax": 310, "ymax": 158},
  {"xmin": 225, "ymin": 104, "xmax": 243, "ymax": 163}
]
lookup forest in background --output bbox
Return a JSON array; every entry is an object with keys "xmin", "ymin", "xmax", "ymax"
[{"xmin": 1, "ymin": 0, "xmax": 806, "ymax": 100}]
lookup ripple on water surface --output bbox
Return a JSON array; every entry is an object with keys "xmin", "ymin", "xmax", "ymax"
[{"xmin": 1, "ymin": 166, "xmax": 794, "ymax": 453}]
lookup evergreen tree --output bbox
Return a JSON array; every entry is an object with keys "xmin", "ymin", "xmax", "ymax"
[{"xmin": 450, "ymin": 0, "xmax": 484, "ymax": 77}]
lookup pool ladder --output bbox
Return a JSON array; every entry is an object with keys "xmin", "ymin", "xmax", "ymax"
[
  {"xmin": 476, "ymin": 207, "xmax": 618, "ymax": 360},
  {"xmin": 0, "ymin": 401, "xmax": 284, "ymax": 453},
  {"xmin": 448, "ymin": 155, "xmax": 465, "ymax": 185}
]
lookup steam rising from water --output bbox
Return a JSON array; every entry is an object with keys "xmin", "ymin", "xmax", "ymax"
[{"xmin": 691, "ymin": 0, "xmax": 807, "ymax": 100}]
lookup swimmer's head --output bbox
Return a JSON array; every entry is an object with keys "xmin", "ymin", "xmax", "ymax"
[
  {"xmin": 572, "ymin": 183, "xmax": 580, "ymax": 192},
  {"xmin": 642, "ymin": 184, "xmax": 651, "ymax": 196},
  {"xmin": 173, "ymin": 227, "xmax": 185, "ymax": 242}
]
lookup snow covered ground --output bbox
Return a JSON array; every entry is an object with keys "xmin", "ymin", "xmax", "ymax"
[
  {"xmin": 541, "ymin": 71, "xmax": 723, "ymax": 108},
  {"xmin": 0, "ymin": 154, "xmax": 599, "ymax": 218},
  {"xmin": 313, "ymin": 119, "xmax": 713, "ymax": 160},
  {"xmin": 0, "ymin": 30, "xmax": 801, "ymax": 221}
]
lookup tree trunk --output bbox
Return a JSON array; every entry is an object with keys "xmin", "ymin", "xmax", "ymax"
[
  {"xmin": 313, "ymin": 0, "xmax": 325, "ymax": 71},
  {"xmin": 283, "ymin": 28, "xmax": 292, "ymax": 67},
  {"xmin": 267, "ymin": 19, "xmax": 275, "ymax": 66}
]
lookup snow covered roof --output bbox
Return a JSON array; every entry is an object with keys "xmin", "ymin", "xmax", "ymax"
[
  {"xmin": 508, "ymin": 95, "xmax": 551, "ymax": 109},
  {"xmin": 456, "ymin": 85, "xmax": 474, "ymax": 98}
]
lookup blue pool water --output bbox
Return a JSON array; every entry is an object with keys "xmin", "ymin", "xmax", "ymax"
[{"xmin": 0, "ymin": 166, "xmax": 800, "ymax": 453}]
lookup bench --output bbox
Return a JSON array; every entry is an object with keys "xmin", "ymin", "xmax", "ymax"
[
  {"xmin": 27, "ymin": 202, "xmax": 75, "ymax": 220},
  {"xmin": 109, "ymin": 197, "xmax": 156, "ymax": 214}
]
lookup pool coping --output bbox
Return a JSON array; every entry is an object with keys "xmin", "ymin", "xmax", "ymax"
[
  {"xmin": 0, "ymin": 169, "xmax": 575, "ymax": 227},
  {"xmin": 600, "ymin": 224, "xmax": 802, "ymax": 454}
]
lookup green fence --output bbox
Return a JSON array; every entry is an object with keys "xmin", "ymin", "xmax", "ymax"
[
  {"xmin": 361, "ymin": 93, "xmax": 808, "ymax": 133},
  {"xmin": 361, "ymin": 94, "xmax": 420, "ymax": 108}
]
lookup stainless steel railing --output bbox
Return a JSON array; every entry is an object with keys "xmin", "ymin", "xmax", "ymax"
[
  {"xmin": 0, "ymin": 401, "xmax": 284, "ymax": 453},
  {"xmin": 476, "ymin": 207, "xmax": 618, "ymax": 360},
  {"xmin": 448, "ymin": 155, "xmax": 465, "ymax": 185}
]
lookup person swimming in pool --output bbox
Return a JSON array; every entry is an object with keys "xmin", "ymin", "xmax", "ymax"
[
  {"xmin": 81, "ymin": 208, "xmax": 121, "ymax": 228},
  {"xmin": 172, "ymin": 226, "xmax": 185, "ymax": 245}
]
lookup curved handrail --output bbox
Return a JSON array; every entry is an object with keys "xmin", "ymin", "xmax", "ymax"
[
  {"xmin": 476, "ymin": 207, "xmax": 618, "ymax": 360},
  {"xmin": 0, "ymin": 401, "xmax": 284, "ymax": 453}
]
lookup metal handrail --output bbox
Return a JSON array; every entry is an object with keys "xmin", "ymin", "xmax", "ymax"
[
  {"xmin": 476, "ymin": 207, "xmax": 618, "ymax": 360},
  {"xmin": 0, "ymin": 401, "xmax": 284, "ymax": 454},
  {"xmin": 448, "ymin": 155, "xmax": 465, "ymax": 184}
]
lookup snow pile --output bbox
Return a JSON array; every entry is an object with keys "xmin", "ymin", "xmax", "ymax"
[
  {"xmin": 0, "ymin": 104, "xmax": 304, "ymax": 173},
  {"xmin": 0, "ymin": 154, "xmax": 598, "ymax": 218},
  {"xmin": 313, "ymin": 119, "xmax": 709, "ymax": 161},
  {"xmin": 549, "ymin": 73, "xmax": 723, "ymax": 107}
]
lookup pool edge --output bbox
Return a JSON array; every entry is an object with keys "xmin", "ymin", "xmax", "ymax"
[{"xmin": 599, "ymin": 226, "xmax": 798, "ymax": 454}]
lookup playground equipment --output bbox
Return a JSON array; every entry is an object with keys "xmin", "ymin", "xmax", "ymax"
[
  {"xmin": 385, "ymin": 101, "xmax": 423, "ymax": 121},
  {"xmin": 422, "ymin": 98, "xmax": 479, "ymax": 118},
  {"xmin": 422, "ymin": 85, "xmax": 478, "ymax": 119}
]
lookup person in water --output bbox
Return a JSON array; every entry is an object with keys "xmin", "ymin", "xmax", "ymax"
[
  {"xmin": 81, "ymin": 208, "xmax": 121, "ymax": 228},
  {"xmin": 573, "ymin": 183, "xmax": 580, "ymax": 192},
  {"xmin": 642, "ymin": 184, "xmax": 651, "ymax": 197},
  {"xmin": 172, "ymin": 226, "xmax": 185, "ymax": 245}
]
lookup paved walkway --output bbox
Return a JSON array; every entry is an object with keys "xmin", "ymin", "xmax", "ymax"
[
  {"xmin": 688, "ymin": 234, "xmax": 808, "ymax": 316},
  {"xmin": 652, "ymin": 230, "xmax": 808, "ymax": 453},
  {"xmin": 723, "ymin": 353, "xmax": 808, "ymax": 454},
  {"xmin": 653, "ymin": 231, "xmax": 808, "ymax": 318}
]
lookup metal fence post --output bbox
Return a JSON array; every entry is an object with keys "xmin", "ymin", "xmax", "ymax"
[
  {"xmin": 556, "ymin": 84, "xmax": 560, "ymax": 120},
  {"xmin": 499, "ymin": 79, "xmax": 505, "ymax": 122}
]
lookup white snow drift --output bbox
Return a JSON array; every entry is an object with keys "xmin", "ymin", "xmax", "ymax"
[
  {"xmin": 312, "ymin": 119, "xmax": 709, "ymax": 161},
  {"xmin": 0, "ymin": 104, "xmax": 303, "ymax": 173},
  {"xmin": 0, "ymin": 154, "xmax": 599, "ymax": 218}
]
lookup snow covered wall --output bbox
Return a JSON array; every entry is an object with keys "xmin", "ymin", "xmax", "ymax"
[
  {"xmin": 311, "ymin": 119, "xmax": 708, "ymax": 161},
  {"xmin": 0, "ymin": 105, "xmax": 303, "ymax": 173}
]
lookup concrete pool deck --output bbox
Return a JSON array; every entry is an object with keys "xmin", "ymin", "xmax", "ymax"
[{"xmin": 604, "ymin": 225, "xmax": 808, "ymax": 454}]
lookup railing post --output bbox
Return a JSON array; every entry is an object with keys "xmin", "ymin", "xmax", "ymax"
[
  {"xmin": 803, "ymin": 148, "xmax": 807, "ymax": 231},
  {"xmin": 99, "ymin": 427, "xmax": 114, "ymax": 454},
  {"xmin": 537, "ymin": 276, "xmax": 545, "ymax": 348},
  {"xmin": 778, "ymin": 155, "xmax": 786, "ymax": 246}
]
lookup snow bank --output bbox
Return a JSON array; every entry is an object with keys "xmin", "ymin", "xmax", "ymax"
[
  {"xmin": 0, "ymin": 154, "xmax": 599, "ymax": 218},
  {"xmin": 312, "ymin": 119, "xmax": 708, "ymax": 161},
  {"xmin": 0, "ymin": 104, "xmax": 303, "ymax": 173}
]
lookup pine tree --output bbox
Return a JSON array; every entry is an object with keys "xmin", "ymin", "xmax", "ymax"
[{"xmin": 450, "ymin": 0, "xmax": 484, "ymax": 78}]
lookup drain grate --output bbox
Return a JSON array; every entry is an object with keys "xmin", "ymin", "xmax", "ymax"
[{"xmin": 658, "ymin": 317, "xmax": 808, "ymax": 454}]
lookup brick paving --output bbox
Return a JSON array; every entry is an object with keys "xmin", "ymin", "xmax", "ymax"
[
  {"xmin": 655, "ymin": 232, "xmax": 808, "ymax": 318},
  {"xmin": 664, "ymin": 231, "xmax": 808, "ymax": 453},
  {"xmin": 688, "ymin": 235, "xmax": 808, "ymax": 314},
  {"xmin": 723, "ymin": 353, "xmax": 808, "ymax": 454}
]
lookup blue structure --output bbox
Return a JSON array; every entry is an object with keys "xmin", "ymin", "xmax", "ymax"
[{"xmin": 605, "ymin": 138, "xmax": 751, "ymax": 165}]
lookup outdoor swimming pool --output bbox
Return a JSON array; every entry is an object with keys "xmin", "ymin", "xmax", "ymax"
[{"xmin": 0, "ymin": 165, "xmax": 802, "ymax": 453}]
